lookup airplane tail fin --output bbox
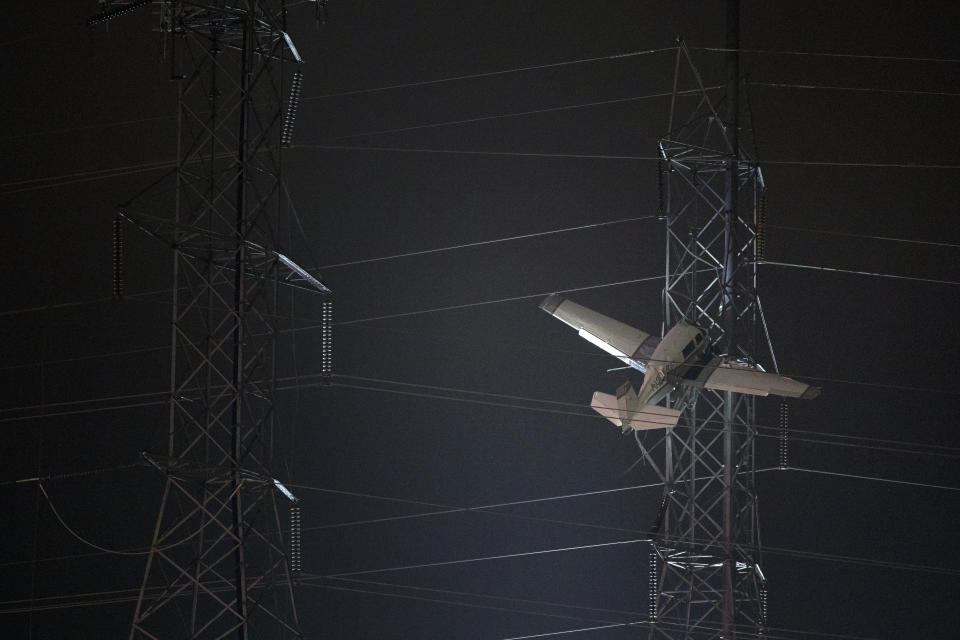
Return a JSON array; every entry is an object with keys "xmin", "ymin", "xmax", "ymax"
[
  {"xmin": 591, "ymin": 392, "xmax": 626, "ymax": 429},
  {"xmin": 591, "ymin": 385, "xmax": 681, "ymax": 432}
]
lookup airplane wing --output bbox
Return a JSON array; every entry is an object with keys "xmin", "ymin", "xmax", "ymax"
[
  {"xmin": 540, "ymin": 295, "xmax": 659, "ymax": 371},
  {"xmin": 697, "ymin": 361, "xmax": 820, "ymax": 399}
]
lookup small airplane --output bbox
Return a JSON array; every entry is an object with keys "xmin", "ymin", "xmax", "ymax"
[{"xmin": 540, "ymin": 294, "xmax": 819, "ymax": 432}]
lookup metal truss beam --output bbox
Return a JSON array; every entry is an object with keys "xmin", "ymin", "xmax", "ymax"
[
  {"xmin": 103, "ymin": 3, "xmax": 330, "ymax": 639},
  {"xmin": 644, "ymin": 35, "xmax": 769, "ymax": 640}
]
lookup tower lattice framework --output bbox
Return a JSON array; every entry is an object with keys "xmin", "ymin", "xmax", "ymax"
[
  {"xmin": 96, "ymin": 2, "xmax": 331, "ymax": 638},
  {"xmin": 642, "ymin": 35, "xmax": 772, "ymax": 640}
]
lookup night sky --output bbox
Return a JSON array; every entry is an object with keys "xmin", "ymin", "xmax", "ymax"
[{"xmin": 2, "ymin": 1, "xmax": 959, "ymax": 638}]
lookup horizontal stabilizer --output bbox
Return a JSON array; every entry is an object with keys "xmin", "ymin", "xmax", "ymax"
[
  {"xmin": 591, "ymin": 390, "xmax": 681, "ymax": 432},
  {"xmin": 540, "ymin": 295, "xmax": 658, "ymax": 369},
  {"xmin": 591, "ymin": 392, "xmax": 625, "ymax": 428}
]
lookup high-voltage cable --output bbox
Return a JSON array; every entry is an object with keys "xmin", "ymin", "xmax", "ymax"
[
  {"xmin": 335, "ymin": 88, "xmax": 719, "ymax": 139},
  {"xmin": 693, "ymin": 45, "xmax": 960, "ymax": 64},
  {"xmin": 4, "ymin": 80, "xmax": 953, "ymax": 146},
  {"xmin": 768, "ymin": 224, "xmax": 960, "ymax": 249},
  {"xmin": 319, "ymin": 215, "xmax": 657, "ymax": 269},
  {"xmin": 5, "ymin": 147, "xmax": 959, "ymax": 198},
  {"xmin": 7, "ymin": 466, "xmax": 960, "ymax": 577},
  {"xmin": 4, "ymin": 370, "xmax": 960, "ymax": 462},
  {"xmin": 304, "ymin": 47, "xmax": 676, "ymax": 100},
  {"xmin": 759, "ymin": 260, "xmax": 960, "ymax": 286},
  {"xmin": 294, "ymin": 144, "xmax": 960, "ymax": 169}
]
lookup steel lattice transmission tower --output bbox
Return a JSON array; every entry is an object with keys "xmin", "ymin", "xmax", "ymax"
[
  {"xmin": 644, "ymin": 8, "xmax": 773, "ymax": 639},
  {"xmin": 91, "ymin": 2, "xmax": 331, "ymax": 638}
]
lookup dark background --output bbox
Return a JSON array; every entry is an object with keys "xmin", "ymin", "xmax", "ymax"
[{"xmin": 1, "ymin": 1, "xmax": 959, "ymax": 638}]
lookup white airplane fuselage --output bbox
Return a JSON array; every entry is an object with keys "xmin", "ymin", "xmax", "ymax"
[{"xmin": 637, "ymin": 323, "xmax": 710, "ymax": 405}]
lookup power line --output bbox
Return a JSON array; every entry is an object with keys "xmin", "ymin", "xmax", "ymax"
[
  {"xmin": 336, "ymin": 81, "xmax": 955, "ymax": 142},
  {"xmin": 0, "ymin": 158, "xmax": 176, "ymax": 196},
  {"xmin": 5, "ymin": 465, "xmax": 958, "ymax": 578},
  {"xmin": 336, "ymin": 88, "xmax": 718, "ymax": 139},
  {"xmin": 334, "ymin": 274, "xmax": 666, "ymax": 325},
  {"xmin": 0, "ymin": 343, "xmax": 169, "ymax": 373},
  {"xmin": 294, "ymin": 480, "xmax": 670, "ymax": 535},
  {"xmin": 298, "ymin": 582, "xmax": 623, "ymax": 628},
  {"xmin": 497, "ymin": 622, "xmax": 639, "ymax": 640},
  {"xmin": 303, "ymin": 47, "xmax": 676, "ymax": 100},
  {"xmin": 0, "ymin": 571, "xmax": 861, "ymax": 640},
  {"xmin": 0, "ymin": 398, "xmax": 165, "ymax": 424},
  {"xmin": 0, "ymin": 574, "xmax": 878, "ymax": 640},
  {"xmin": 4, "ymin": 142, "xmax": 957, "ymax": 201},
  {"xmin": 322, "ymin": 575, "xmax": 643, "ymax": 623},
  {"xmin": 782, "ymin": 466, "xmax": 960, "ymax": 493},
  {"xmin": 751, "ymin": 81, "xmax": 960, "ymax": 98},
  {"xmin": 304, "ymin": 45, "xmax": 959, "ymax": 102},
  {"xmin": 36, "ymin": 482, "xmax": 151, "ymax": 557},
  {"xmin": 0, "ymin": 548, "xmax": 126, "ymax": 569},
  {"xmin": 0, "ymin": 586, "xmax": 147, "ymax": 615},
  {"xmin": 761, "ymin": 159, "xmax": 960, "ymax": 170},
  {"xmin": 320, "ymin": 215, "xmax": 658, "ymax": 268},
  {"xmin": 0, "ymin": 463, "xmax": 142, "ymax": 488},
  {"xmin": 0, "ymin": 148, "xmax": 251, "ymax": 197},
  {"xmin": 311, "ymin": 579, "xmax": 880, "ymax": 640},
  {"xmin": 4, "ymin": 80, "xmax": 953, "ymax": 150},
  {"xmin": 320, "ymin": 379, "xmax": 960, "ymax": 460},
  {"xmin": 318, "ymin": 579, "xmax": 862, "ymax": 640},
  {"xmin": 496, "ymin": 618, "xmax": 879, "ymax": 640},
  {"xmin": 3, "ymin": 309, "xmax": 960, "ymax": 411},
  {"xmin": 321, "ymin": 539, "xmax": 648, "ymax": 578},
  {"xmin": 290, "ymin": 465, "xmax": 960, "ymax": 535},
  {"xmin": 293, "ymin": 143, "xmax": 660, "ymax": 161},
  {"xmin": 0, "ymin": 477, "xmax": 670, "ymax": 570},
  {"xmin": 0, "ymin": 283, "xmax": 178, "ymax": 320},
  {"xmin": 760, "ymin": 260, "xmax": 960, "ymax": 286},
  {"xmin": 768, "ymin": 224, "xmax": 960, "ymax": 249},
  {"xmin": 0, "ymin": 387, "xmax": 168, "ymax": 416},
  {"xmin": 13, "ymin": 453, "xmax": 954, "ymax": 539},
  {"xmin": 37, "ymin": 480, "xmax": 205, "ymax": 558},
  {"xmin": 0, "ymin": 114, "xmax": 173, "ymax": 143},
  {"xmin": 4, "ymin": 364, "xmax": 959, "ymax": 462},
  {"xmin": 304, "ymin": 516, "xmax": 960, "ymax": 579},
  {"xmin": 4, "ymin": 286, "xmax": 960, "ymax": 457},
  {"xmin": 0, "ymin": 215, "xmax": 655, "ymax": 320},
  {"xmin": 309, "ymin": 514, "xmax": 960, "ymax": 579},
  {"xmin": 292, "ymin": 144, "xmax": 960, "ymax": 169},
  {"xmin": 693, "ymin": 46, "xmax": 960, "ymax": 64}
]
